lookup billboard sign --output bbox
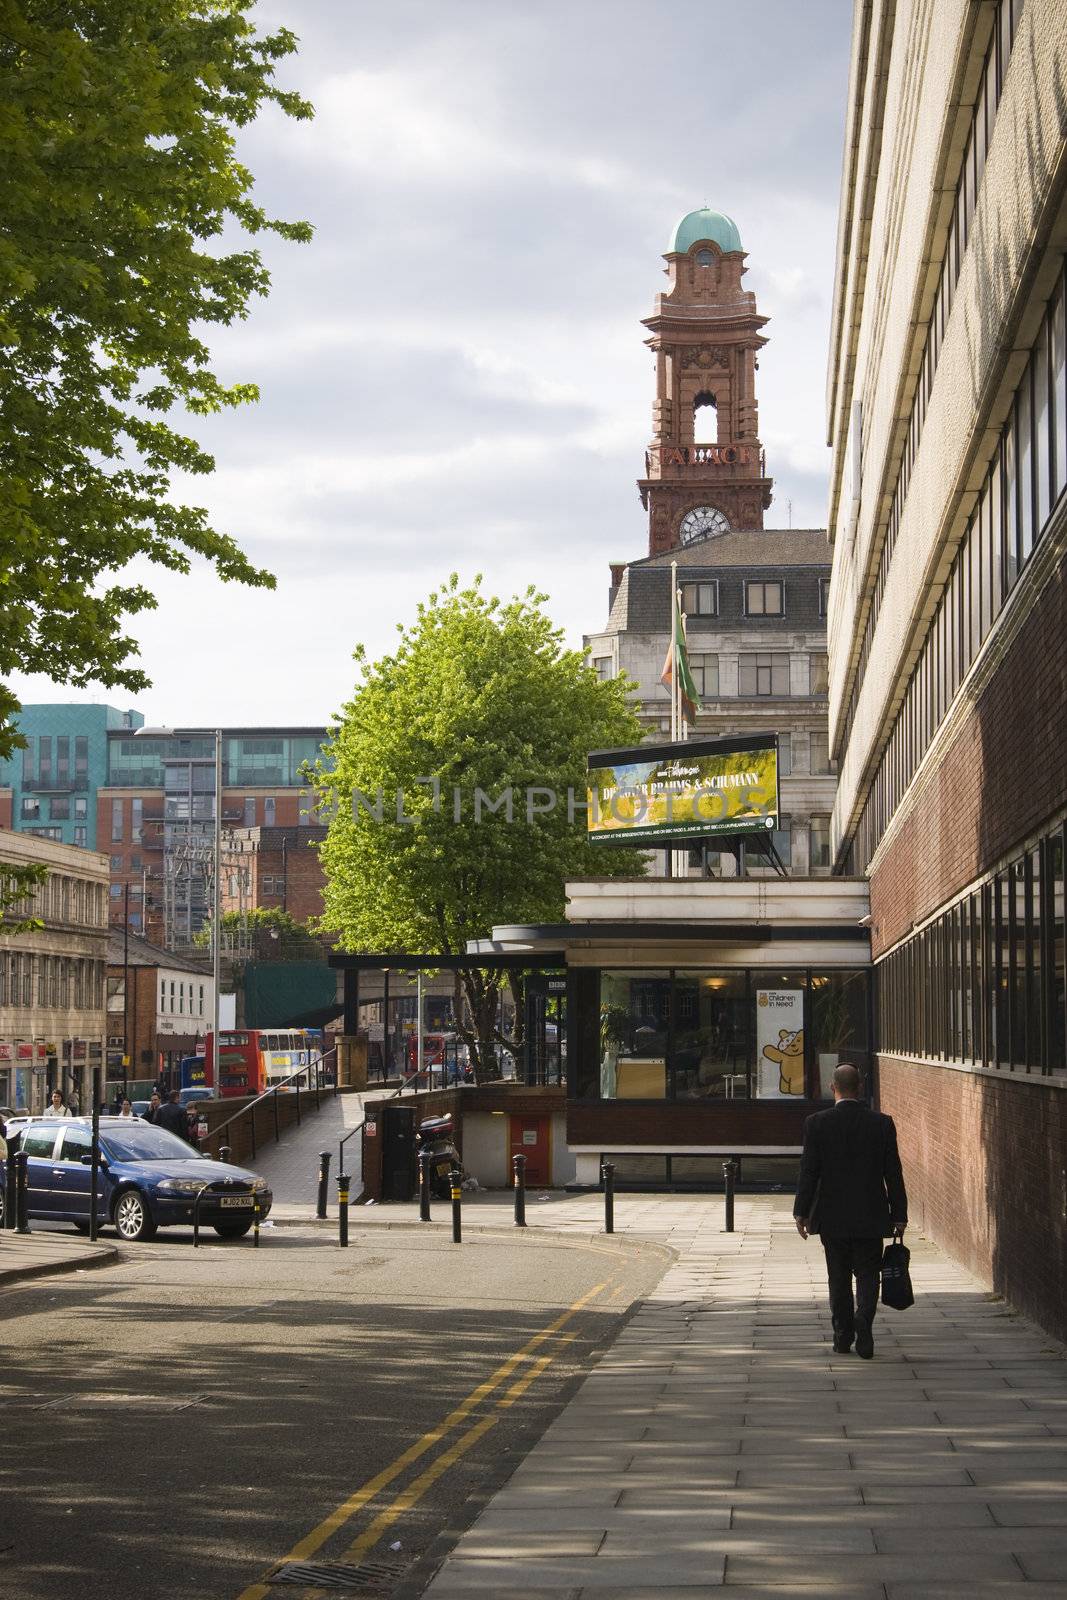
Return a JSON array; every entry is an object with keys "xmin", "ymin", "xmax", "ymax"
[{"xmin": 586, "ymin": 735, "xmax": 779, "ymax": 846}]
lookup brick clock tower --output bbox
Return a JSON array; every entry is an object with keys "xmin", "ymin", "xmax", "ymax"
[{"xmin": 639, "ymin": 207, "xmax": 773, "ymax": 555}]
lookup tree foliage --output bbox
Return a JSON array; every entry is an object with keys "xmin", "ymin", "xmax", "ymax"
[
  {"xmin": 194, "ymin": 906, "xmax": 322, "ymax": 960},
  {"xmin": 0, "ymin": 0, "xmax": 313, "ymax": 758},
  {"xmin": 0, "ymin": 860, "xmax": 46, "ymax": 935},
  {"xmin": 314, "ymin": 576, "xmax": 647, "ymax": 1074}
]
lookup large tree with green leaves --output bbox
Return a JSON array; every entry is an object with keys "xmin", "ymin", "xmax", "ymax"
[
  {"xmin": 315, "ymin": 576, "xmax": 647, "ymax": 1076},
  {"xmin": 0, "ymin": 0, "xmax": 313, "ymax": 760}
]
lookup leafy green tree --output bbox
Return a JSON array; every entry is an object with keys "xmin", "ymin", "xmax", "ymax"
[
  {"xmin": 314, "ymin": 576, "xmax": 647, "ymax": 1077},
  {"xmin": 0, "ymin": 861, "xmax": 46, "ymax": 935},
  {"xmin": 0, "ymin": 1, "xmax": 313, "ymax": 759},
  {"xmin": 194, "ymin": 906, "xmax": 322, "ymax": 960}
]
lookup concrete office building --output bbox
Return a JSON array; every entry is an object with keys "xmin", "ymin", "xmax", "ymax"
[{"xmin": 826, "ymin": 0, "xmax": 1067, "ymax": 1335}]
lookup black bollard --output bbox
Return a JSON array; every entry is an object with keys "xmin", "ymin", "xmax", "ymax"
[
  {"xmin": 418, "ymin": 1150, "xmax": 432, "ymax": 1222},
  {"xmin": 5, "ymin": 1148, "xmax": 16, "ymax": 1231},
  {"xmin": 337, "ymin": 1171, "xmax": 350, "ymax": 1248},
  {"xmin": 512, "ymin": 1152, "xmax": 527, "ymax": 1227},
  {"xmin": 601, "ymin": 1160, "xmax": 615, "ymax": 1234},
  {"xmin": 14, "ymin": 1150, "xmax": 30, "ymax": 1234},
  {"xmin": 252, "ymin": 1195, "xmax": 261, "ymax": 1249},
  {"xmin": 723, "ymin": 1158, "xmax": 737, "ymax": 1233},
  {"xmin": 219, "ymin": 1145, "xmax": 231, "ymax": 1164},
  {"xmin": 316, "ymin": 1150, "xmax": 331, "ymax": 1220},
  {"xmin": 450, "ymin": 1165, "xmax": 462, "ymax": 1244}
]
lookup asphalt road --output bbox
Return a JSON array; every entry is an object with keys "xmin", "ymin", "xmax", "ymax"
[{"xmin": 0, "ymin": 1223, "xmax": 668, "ymax": 1600}]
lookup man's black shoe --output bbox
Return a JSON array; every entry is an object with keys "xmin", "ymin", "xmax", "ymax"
[
  {"xmin": 832, "ymin": 1337, "xmax": 853, "ymax": 1354},
  {"xmin": 855, "ymin": 1324, "xmax": 874, "ymax": 1359}
]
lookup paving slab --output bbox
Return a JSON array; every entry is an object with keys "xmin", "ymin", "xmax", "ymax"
[
  {"xmin": 412, "ymin": 1193, "xmax": 1067, "ymax": 1600},
  {"xmin": 0, "ymin": 1229, "xmax": 119, "ymax": 1287}
]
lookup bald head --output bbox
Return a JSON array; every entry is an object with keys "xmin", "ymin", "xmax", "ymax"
[{"xmin": 832, "ymin": 1063, "xmax": 862, "ymax": 1098}]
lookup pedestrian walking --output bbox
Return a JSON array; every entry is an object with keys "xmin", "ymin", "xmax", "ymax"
[
  {"xmin": 154, "ymin": 1090, "xmax": 186, "ymax": 1139},
  {"xmin": 793, "ymin": 1062, "xmax": 907, "ymax": 1360},
  {"xmin": 118, "ymin": 1099, "xmax": 135, "ymax": 1119},
  {"xmin": 47, "ymin": 1089, "xmax": 72, "ymax": 1118}
]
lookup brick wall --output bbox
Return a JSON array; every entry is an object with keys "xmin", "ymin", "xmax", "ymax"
[
  {"xmin": 879, "ymin": 1055, "xmax": 1067, "ymax": 1342},
  {"xmin": 871, "ymin": 544, "xmax": 1067, "ymax": 956}
]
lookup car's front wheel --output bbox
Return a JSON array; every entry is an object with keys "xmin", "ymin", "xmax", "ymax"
[
  {"xmin": 213, "ymin": 1219, "xmax": 253, "ymax": 1239},
  {"xmin": 113, "ymin": 1189, "xmax": 157, "ymax": 1242}
]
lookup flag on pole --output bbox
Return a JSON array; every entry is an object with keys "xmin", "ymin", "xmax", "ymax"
[{"xmin": 660, "ymin": 586, "xmax": 699, "ymax": 728}]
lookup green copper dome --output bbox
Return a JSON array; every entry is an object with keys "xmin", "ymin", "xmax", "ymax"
[{"xmin": 669, "ymin": 207, "xmax": 742, "ymax": 255}]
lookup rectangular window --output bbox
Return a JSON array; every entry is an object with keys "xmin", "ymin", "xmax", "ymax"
[
  {"xmin": 1034, "ymin": 318, "xmax": 1051, "ymax": 534},
  {"xmin": 809, "ymin": 731, "xmax": 831, "ymax": 775},
  {"xmin": 264, "ymin": 797, "xmax": 276, "ymax": 826},
  {"xmin": 689, "ymin": 653, "xmax": 718, "ymax": 697},
  {"xmin": 74, "ymin": 826, "xmax": 87, "ymax": 848},
  {"xmin": 592, "ymin": 656, "xmax": 613, "ymax": 681},
  {"xmin": 50, "ymin": 795, "xmax": 70, "ymax": 821},
  {"xmin": 1051, "ymin": 828, "xmax": 1066, "ymax": 1076},
  {"xmin": 738, "ymin": 652, "xmax": 789, "ymax": 696},
  {"xmin": 21, "ymin": 796, "xmax": 39, "ymax": 820},
  {"xmin": 131, "ymin": 797, "xmax": 142, "ymax": 843},
  {"xmin": 1004, "ymin": 409, "xmax": 1019, "ymax": 593},
  {"xmin": 22, "ymin": 737, "xmax": 36, "ymax": 787},
  {"xmin": 809, "ymin": 653, "xmax": 829, "ymax": 695},
  {"xmin": 818, "ymin": 578, "xmax": 830, "ymax": 615},
  {"xmin": 75, "ymin": 734, "xmax": 88, "ymax": 779},
  {"xmin": 1052, "ymin": 276, "xmax": 1067, "ymax": 504},
  {"xmin": 810, "ymin": 815, "xmax": 832, "ymax": 869},
  {"xmin": 74, "ymin": 796, "xmax": 87, "ymax": 820},
  {"xmin": 244, "ymin": 797, "xmax": 256, "ymax": 827},
  {"xmin": 745, "ymin": 581, "xmax": 783, "ymax": 616},
  {"xmin": 681, "ymin": 581, "xmax": 718, "ymax": 617},
  {"xmin": 1018, "ymin": 364, "xmax": 1034, "ymax": 562},
  {"xmin": 111, "ymin": 799, "xmax": 124, "ymax": 843},
  {"xmin": 38, "ymin": 737, "xmax": 51, "ymax": 786},
  {"xmin": 56, "ymin": 735, "xmax": 69, "ymax": 785}
]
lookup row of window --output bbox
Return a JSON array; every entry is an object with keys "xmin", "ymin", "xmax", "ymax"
[
  {"xmin": 848, "ymin": 256, "xmax": 1067, "ymax": 871},
  {"xmin": 20, "ymin": 734, "xmax": 90, "ymax": 790},
  {"xmin": 106, "ymin": 734, "xmax": 324, "ymax": 789},
  {"xmin": 4, "ymin": 874, "xmax": 108, "ymax": 928},
  {"xmin": 161, "ymin": 978, "xmax": 206, "ymax": 1018},
  {"xmin": 879, "ymin": 817, "xmax": 1066, "ymax": 1079},
  {"xmin": 109, "ymin": 793, "xmax": 288, "ymax": 843},
  {"xmin": 0, "ymin": 955, "xmax": 105, "ymax": 1012},
  {"xmin": 22, "ymin": 794, "xmax": 89, "ymax": 823},
  {"xmin": 841, "ymin": 0, "xmax": 1023, "ymax": 755},
  {"xmin": 677, "ymin": 578, "xmax": 829, "ymax": 619},
  {"xmin": 598, "ymin": 651, "xmax": 830, "ymax": 699}
]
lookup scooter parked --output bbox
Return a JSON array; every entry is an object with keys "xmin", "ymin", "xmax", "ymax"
[{"xmin": 416, "ymin": 1112, "xmax": 461, "ymax": 1200}]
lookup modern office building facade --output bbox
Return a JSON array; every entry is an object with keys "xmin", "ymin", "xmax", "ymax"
[
  {"xmin": 826, "ymin": 0, "xmax": 1067, "ymax": 1334},
  {"xmin": 0, "ymin": 703, "xmax": 143, "ymax": 850},
  {"xmin": 98, "ymin": 727, "xmax": 329, "ymax": 947}
]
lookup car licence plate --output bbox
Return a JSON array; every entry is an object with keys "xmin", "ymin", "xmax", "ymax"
[{"xmin": 219, "ymin": 1195, "xmax": 254, "ymax": 1209}]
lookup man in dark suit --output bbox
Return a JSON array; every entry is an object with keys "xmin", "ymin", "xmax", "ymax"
[{"xmin": 794, "ymin": 1062, "xmax": 907, "ymax": 1359}]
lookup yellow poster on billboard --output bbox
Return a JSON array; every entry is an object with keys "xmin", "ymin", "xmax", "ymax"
[{"xmin": 587, "ymin": 736, "xmax": 779, "ymax": 845}]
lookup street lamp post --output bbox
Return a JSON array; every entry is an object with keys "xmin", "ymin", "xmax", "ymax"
[{"xmin": 135, "ymin": 726, "xmax": 224, "ymax": 1090}]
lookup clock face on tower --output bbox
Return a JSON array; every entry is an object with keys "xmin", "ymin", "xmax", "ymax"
[{"xmin": 679, "ymin": 505, "xmax": 731, "ymax": 545}]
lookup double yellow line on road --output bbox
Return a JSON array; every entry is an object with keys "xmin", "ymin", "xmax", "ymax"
[{"xmin": 234, "ymin": 1279, "xmax": 610, "ymax": 1600}]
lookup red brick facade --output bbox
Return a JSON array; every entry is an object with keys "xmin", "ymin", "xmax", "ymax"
[
  {"xmin": 880, "ymin": 1055, "xmax": 1067, "ymax": 1342},
  {"xmin": 870, "ymin": 544, "xmax": 1067, "ymax": 958}
]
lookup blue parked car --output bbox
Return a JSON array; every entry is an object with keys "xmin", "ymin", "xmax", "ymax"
[{"xmin": 0, "ymin": 1117, "xmax": 271, "ymax": 1241}]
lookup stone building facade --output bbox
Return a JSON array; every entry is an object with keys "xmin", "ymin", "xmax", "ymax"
[
  {"xmin": 586, "ymin": 208, "xmax": 836, "ymax": 876},
  {"xmin": 105, "ymin": 930, "xmax": 212, "ymax": 1088},
  {"xmin": 0, "ymin": 829, "xmax": 109, "ymax": 1113},
  {"xmin": 825, "ymin": 0, "xmax": 1067, "ymax": 1335}
]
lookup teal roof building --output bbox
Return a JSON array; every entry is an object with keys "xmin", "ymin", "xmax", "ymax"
[{"xmin": 669, "ymin": 207, "xmax": 743, "ymax": 255}]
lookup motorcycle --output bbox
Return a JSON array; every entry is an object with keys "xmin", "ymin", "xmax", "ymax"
[{"xmin": 415, "ymin": 1112, "xmax": 462, "ymax": 1200}]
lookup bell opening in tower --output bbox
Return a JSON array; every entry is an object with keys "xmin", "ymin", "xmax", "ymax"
[{"xmin": 693, "ymin": 392, "xmax": 717, "ymax": 445}]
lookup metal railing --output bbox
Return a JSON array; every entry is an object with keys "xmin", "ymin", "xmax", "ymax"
[{"xmin": 201, "ymin": 1047, "xmax": 338, "ymax": 1163}]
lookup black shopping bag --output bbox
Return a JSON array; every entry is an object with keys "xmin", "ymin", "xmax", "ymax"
[{"xmin": 881, "ymin": 1231, "xmax": 914, "ymax": 1310}]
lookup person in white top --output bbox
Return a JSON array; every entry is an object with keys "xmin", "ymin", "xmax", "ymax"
[
  {"xmin": 48, "ymin": 1090, "xmax": 72, "ymax": 1118},
  {"xmin": 118, "ymin": 1099, "xmax": 135, "ymax": 1119}
]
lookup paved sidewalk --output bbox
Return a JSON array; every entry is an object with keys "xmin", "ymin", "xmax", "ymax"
[
  {"xmin": 0, "ymin": 1230, "xmax": 119, "ymax": 1289},
  {"xmin": 412, "ymin": 1194, "xmax": 1067, "ymax": 1599}
]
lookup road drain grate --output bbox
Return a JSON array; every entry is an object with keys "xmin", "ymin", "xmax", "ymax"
[{"xmin": 268, "ymin": 1559, "xmax": 404, "ymax": 1590}]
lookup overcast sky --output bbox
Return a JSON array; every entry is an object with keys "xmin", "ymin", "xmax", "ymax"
[{"xmin": 12, "ymin": 0, "xmax": 852, "ymax": 733}]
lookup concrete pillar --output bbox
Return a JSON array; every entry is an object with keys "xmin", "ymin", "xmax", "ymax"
[{"xmin": 337, "ymin": 1034, "xmax": 368, "ymax": 1092}]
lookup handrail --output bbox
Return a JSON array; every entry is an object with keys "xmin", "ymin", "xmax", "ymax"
[
  {"xmin": 200, "ymin": 1046, "xmax": 337, "ymax": 1156},
  {"xmin": 337, "ymin": 1116, "xmax": 365, "ymax": 1181}
]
